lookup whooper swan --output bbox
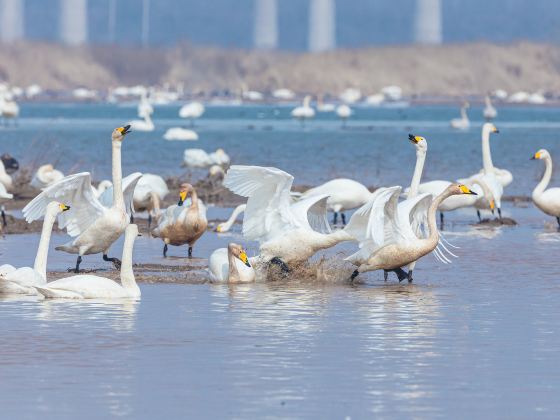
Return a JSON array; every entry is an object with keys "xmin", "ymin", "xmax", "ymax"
[
  {"xmin": 531, "ymin": 149, "xmax": 560, "ymax": 228},
  {"xmin": 208, "ymin": 243, "xmax": 255, "ymax": 283}
]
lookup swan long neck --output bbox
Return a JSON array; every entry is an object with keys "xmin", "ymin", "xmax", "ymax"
[
  {"xmin": 481, "ymin": 128, "xmax": 495, "ymax": 173},
  {"xmin": 33, "ymin": 205, "xmax": 57, "ymax": 280},
  {"xmin": 150, "ymin": 192, "xmax": 161, "ymax": 214},
  {"xmin": 534, "ymin": 156, "xmax": 553, "ymax": 197},
  {"xmin": 227, "ymin": 249, "xmax": 240, "ymax": 282},
  {"xmin": 112, "ymin": 141, "xmax": 125, "ymax": 210},
  {"xmin": 120, "ymin": 230, "xmax": 138, "ymax": 292},
  {"xmin": 485, "ymin": 96, "xmax": 491, "ymax": 107},
  {"xmin": 461, "ymin": 106, "xmax": 467, "ymax": 120},
  {"xmin": 224, "ymin": 204, "xmax": 246, "ymax": 229},
  {"xmin": 471, "ymin": 179, "xmax": 493, "ymax": 202},
  {"xmin": 408, "ymin": 149, "xmax": 426, "ymax": 198},
  {"xmin": 425, "ymin": 189, "xmax": 454, "ymax": 249}
]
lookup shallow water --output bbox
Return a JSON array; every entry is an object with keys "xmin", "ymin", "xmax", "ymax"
[
  {"xmin": 2, "ymin": 204, "xmax": 560, "ymax": 418},
  {"xmin": 1, "ymin": 102, "xmax": 559, "ymax": 195},
  {"xmin": 2, "ymin": 103, "xmax": 560, "ymax": 417}
]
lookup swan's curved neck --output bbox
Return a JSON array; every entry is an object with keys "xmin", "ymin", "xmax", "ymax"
[
  {"xmin": 34, "ymin": 207, "xmax": 57, "ymax": 280},
  {"xmin": 112, "ymin": 140, "xmax": 125, "ymax": 210},
  {"xmin": 461, "ymin": 107, "xmax": 468, "ymax": 119},
  {"xmin": 150, "ymin": 191, "xmax": 161, "ymax": 214},
  {"xmin": 471, "ymin": 179, "xmax": 493, "ymax": 201},
  {"xmin": 481, "ymin": 129, "xmax": 494, "ymax": 173},
  {"xmin": 120, "ymin": 230, "xmax": 138, "ymax": 292},
  {"xmin": 534, "ymin": 156, "xmax": 553, "ymax": 197},
  {"xmin": 227, "ymin": 249, "xmax": 240, "ymax": 282},
  {"xmin": 425, "ymin": 189, "xmax": 454, "ymax": 248},
  {"xmin": 224, "ymin": 204, "xmax": 246, "ymax": 230},
  {"xmin": 408, "ymin": 149, "xmax": 426, "ymax": 198}
]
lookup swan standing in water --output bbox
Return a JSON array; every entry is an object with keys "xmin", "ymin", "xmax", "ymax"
[
  {"xmin": 152, "ymin": 184, "xmax": 207, "ymax": 257},
  {"xmin": 336, "ymin": 104, "xmax": 352, "ymax": 128},
  {"xmin": 223, "ymin": 165, "xmax": 392, "ymax": 271},
  {"xmin": 531, "ymin": 149, "xmax": 560, "ymax": 228},
  {"xmin": 291, "ymin": 96, "xmax": 315, "ymax": 126},
  {"xmin": 0, "ymin": 202, "xmax": 70, "ymax": 294},
  {"xmin": 348, "ymin": 184, "xmax": 477, "ymax": 282},
  {"xmin": 216, "ymin": 204, "xmax": 246, "ymax": 232},
  {"xmin": 450, "ymin": 102, "xmax": 470, "ymax": 130},
  {"xmin": 128, "ymin": 111, "xmax": 154, "ymax": 132},
  {"xmin": 483, "ymin": 94, "xmax": 497, "ymax": 121},
  {"xmin": 34, "ymin": 224, "xmax": 141, "ymax": 299},
  {"xmin": 179, "ymin": 101, "xmax": 205, "ymax": 127},
  {"xmin": 473, "ymin": 123, "xmax": 513, "ymax": 188},
  {"xmin": 208, "ymin": 243, "xmax": 255, "ymax": 283},
  {"xmin": 23, "ymin": 126, "xmax": 141, "ymax": 273},
  {"xmin": 30, "ymin": 164, "xmax": 65, "ymax": 189},
  {"xmin": 130, "ymin": 174, "xmax": 169, "ymax": 228},
  {"xmin": 0, "ymin": 94, "xmax": 19, "ymax": 126}
]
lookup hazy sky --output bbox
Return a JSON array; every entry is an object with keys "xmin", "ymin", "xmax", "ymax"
[{"xmin": 21, "ymin": 0, "xmax": 560, "ymax": 49}]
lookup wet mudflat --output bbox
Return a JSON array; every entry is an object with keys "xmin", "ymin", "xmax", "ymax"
[{"xmin": 1, "ymin": 205, "xmax": 560, "ymax": 418}]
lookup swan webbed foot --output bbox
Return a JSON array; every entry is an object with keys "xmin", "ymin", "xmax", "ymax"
[
  {"xmin": 163, "ymin": 244, "xmax": 168, "ymax": 258},
  {"xmin": 270, "ymin": 257, "xmax": 290, "ymax": 275},
  {"xmin": 393, "ymin": 268, "xmax": 408, "ymax": 282},
  {"xmin": 188, "ymin": 246, "xmax": 193, "ymax": 258},
  {"xmin": 103, "ymin": 254, "xmax": 121, "ymax": 269},
  {"xmin": 341, "ymin": 213, "xmax": 346, "ymax": 225},
  {"xmin": 130, "ymin": 214, "xmax": 134, "ymax": 224},
  {"xmin": 349, "ymin": 269, "xmax": 359, "ymax": 283}
]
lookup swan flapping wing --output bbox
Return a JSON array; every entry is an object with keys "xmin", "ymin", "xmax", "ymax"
[
  {"xmin": 98, "ymin": 172, "xmax": 143, "ymax": 215},
  {"xmin": 224, "ymin": 165, "xmax": 298, "ymax": 241},
  {"xmin": 290, "ymin": 194, "xmax": 331, "ymax": 234},
  {"xmin": 404, "ymin": 193, "xmax": 433, "ymax": 240},
  {"xmin": 23, "ymin": 172, "xmax": 105, "ymax": 237}
]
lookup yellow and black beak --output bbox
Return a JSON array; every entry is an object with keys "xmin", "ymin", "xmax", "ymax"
[
  {"xmin": 490, "ymin": 200, "xmax": 495, "ymax": 212},
  {"xmin": 531, "ymin": 151, "xmax": 541, "ymax": 160},
  {"xmin": 59, "ymin": 204, "xmax": 71, "ymax": 212},
  {"xmin": 239, "ymin": 250, "xmax": 251, "ymax": 267},
  {"xmin": 117, "ymin": 125, "xmax": 131, "ymax": 136},
  {"xmin": 459, "ymin": 185, "xmax": 477, "ymax": 195},
  {"xmin": 408, "ymin": 134, "xmax": 420, "ymax": 144},
  {"xmin": 493, "ymin": 127, "xmax": 500, "ymax": 134},
  {"xmin": 178, "ymin": 191, "xmax": 187, "ymax": 206}
]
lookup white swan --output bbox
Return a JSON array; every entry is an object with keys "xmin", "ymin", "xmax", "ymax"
[
  {"xmin": 137, "ymin": 92, "xmax": 153, "ymax": 118},
  {"xmin": 291, "ymin": 95, "xmax": 315, "ymax": 126},
  {"xmin": 450, "ymin": 102, "xmax": 470, "ymax": 130},
  {"xmin": 183, "ymin": 148, "xmax": 230, "ymax": 168},
  {"xmin": 0, "ymin": 182, "xmax": 13, "ymax": 229},
  {"xmin": 216, "ymin": 204, "xmax": 246, "ymax": 232},
  {"xmin": 336, "ymin": 104, "xmax": 352, "ymax": 127},
  {"xmin": 223, "ymin": 165, "xmax": 391, "ymax": 270},
  {"xmin": 417, "ymin": 178, "xmax": 495, "ymax": 225},
  {"xmin": 131, "ymin": 174, "xmax": 169, "ymax": 228},
  {"xmin": 348, "ymin": 184, "xmax": 477, "ymax": 282},
  {"xmin": 163, "ymin": 127, "xmax": 199, "ymax": 141},
  {"xmin": 30, "ymin": 164, "xmax": 65, "ymax": 189},
  {"xmin": 316, "ymin": 94, "xmax": 335, "ymax": 112},
  {"xmin": 531, "ymin": 149, "xmax": 560, "ymax": 228},
  {"xmin": 23, "ymin": 125, "xmax": 141, "ymax": 273},
  {"xmin": 300, "ymin": 179, "xmax": 372, "ymax": 225},
  {"xmin": 483, "ymin": 94, "xmax": 497, "ymax": 121},
  {"xmin": 152, "ymin": 184, "xmax": 207, "ymax": 258},
  {"xmin": 474, "ymin": 123, "xmax": 513, "ymax": 188},
  {"xmin": 179, "ymin": 101, "xmax": 205, "ymax": 126},
  {"xmin": 0, "ymin": 159, "xmax": 13, "ymax": 191},
  {"xmin": 0, "ymin": 94, "xmax": 19, "ymax": 126},
  {"xmin": 208, "ymin": 243, "xmax": 255, "ymax": 283},
  {"xmin": 128, "ymin": 112, "xmax": 154, "ymax": 132},
  {"xmin": 92, "ymin": 180, "xmax": 113, "ymax": 198},
  {"xmin": 0, "ymin": 202, "xmax": 70, "ymax": 294},
  {"xmin": 34, "ymin": 224, "xmax": 141, "ymax": 299}
]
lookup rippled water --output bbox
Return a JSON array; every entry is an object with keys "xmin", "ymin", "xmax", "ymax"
[{"xmin": 2, "ymin": 103, "xmax": 560, "ymax": 418}]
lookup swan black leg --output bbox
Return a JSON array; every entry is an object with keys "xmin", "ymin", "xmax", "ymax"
[
  {"xmin": 341, "ymin": 213, "xmax": 347, "ymax": 225},
  {"xmin": 333, "ymin": 212, "xmax": 338, "ymax": 225},
  {"xmin": 439, "ymin": 212, "xmax": 444, "ymax": 229},
  {"xmin": 393, "ymin": 268, "xmax": 409, "ymax": 282},
  {"xmin": 384, "ymin": 270, "xmax": 388, "ymax": 282},
  {"xmin": 103, "ymin": 254, "xmax": 121, "ymax": 269},
  {"xmin": 497, "ymin": 208, "xmax": 502, "ymax": 220},
  {"xmin": 70, "ymin": 256, "xmax": 82, "ymax": 273},
  {"xmin": 477, "ymin": 210, "xmax": 482, "ymax": 222},
  {"xmin": 556, "ymin": 217, "xmax": 560, "ymax": 229},
  {"xmin": 148, "ymin": 214, "xmax": 152, "ymax": 229},
  {"xmin": 350, "ymin": 269, "xmax": 360, "ymax": 283},
  {"xmin": 407, "ymin": 270, "xmax": 414, "ymax": 283},
  {"xmin": 1, "ymin": 209, "xmax": 6, "ymax": 227},
  {"xmin": 130, "ymin": 214, "xmax": 134, "ymax": 223},
  {"xmin": 188, "ymin": 246, "xmax": 193, "ymax": 258},
  {"xmin": 270, "ymin": 257, "xmax": 290, "ymax": 274},
  {"xmin": 163, "ymin": 244, "xmax": 168, "ymax": 258}
]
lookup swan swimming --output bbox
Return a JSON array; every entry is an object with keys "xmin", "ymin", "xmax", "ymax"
[
  {"xmin": 163, "ymin": 127, "xmax": 199, "ymax": 141},
  {"xmin": 23, "ymin": 125, "xmax": 141, "ymax": 273},
  {"xmin": 291, "ymin": 96, "xmax": 315, "ymax": 126},
  {"xmin": 34, "ymin": 224, "xmax": 141, "ymax": 299},
  {"xmin": 0, "ymin": 202, "xmax": 70, "ymax": 294},
  {"xmin": 128, "ymin": 112, "xmax": 154, "ymax": 132},
  {"xmin": 348, "ymin": 184, "xmax": 477, "ymax": 282},
  {"xmin": 483, "ymin": 94, "xmax": 497, "ymax": 121},
  {"xmin": 450, "ymin": 102, "xmax": 470, "ymax": 130},
  {"xmin": 179, "ymin": 101, "xmax": 205, "ymax": 126},
  {"xmin": 336, "ymin": 104, "xmax": 352, "ymax": 128},
  {"xmin": 208, "ymin": 243, "xmax": 255, "ymax": 283},
  {"xmin": 531, "ymin": 149, "xmax": 560, "ymax": 228},
  {"xmin": 152, "ymin": 184, "xmax": 207, "ymax": 258}
]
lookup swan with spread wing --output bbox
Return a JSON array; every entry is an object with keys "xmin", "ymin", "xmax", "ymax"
[{"xmin": 23, "ymin": 125, "xmax": 142, "ymax": 273}]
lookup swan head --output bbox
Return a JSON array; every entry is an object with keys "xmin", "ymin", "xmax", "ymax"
[
  {"xmin": 46, "ymin": 201, "xmax": 70, "ymax": 215},
  {"xmin": 531, "ymin": 149, "xmax": 549, "ymax": 161},
  {"xmin": 177, "ymin": 183, "xmax": 193, "ymax": 206},
  {"xmin": 483, "ymin": 122, "xmax": 499, "ymax": 135},
  {"xmin": 112, "ymin": 125, "xmax": 131, "ymax": 142},
  {"xmin": 408, "ymin": 134, "xmax": 427, "ymax": 152},
  {"xmin": 229, "ymin": 243, "xmax": 251, "ymax": 267},
  {"xmin": 462, "ymin": 101, "xmax": 470, "ymax": 109},
  {"xmin": 452, "ymin": 184, "xmax": 477, "ymax": 196}
]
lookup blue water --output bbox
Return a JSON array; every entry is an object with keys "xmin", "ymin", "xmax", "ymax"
[
  {"xmin": 2, "ymin": 103, "xmax": 560, "ymax": 418},
  {"xmin": 0, "ymin": 103, "xmax": 558, "ymax": 195}
]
